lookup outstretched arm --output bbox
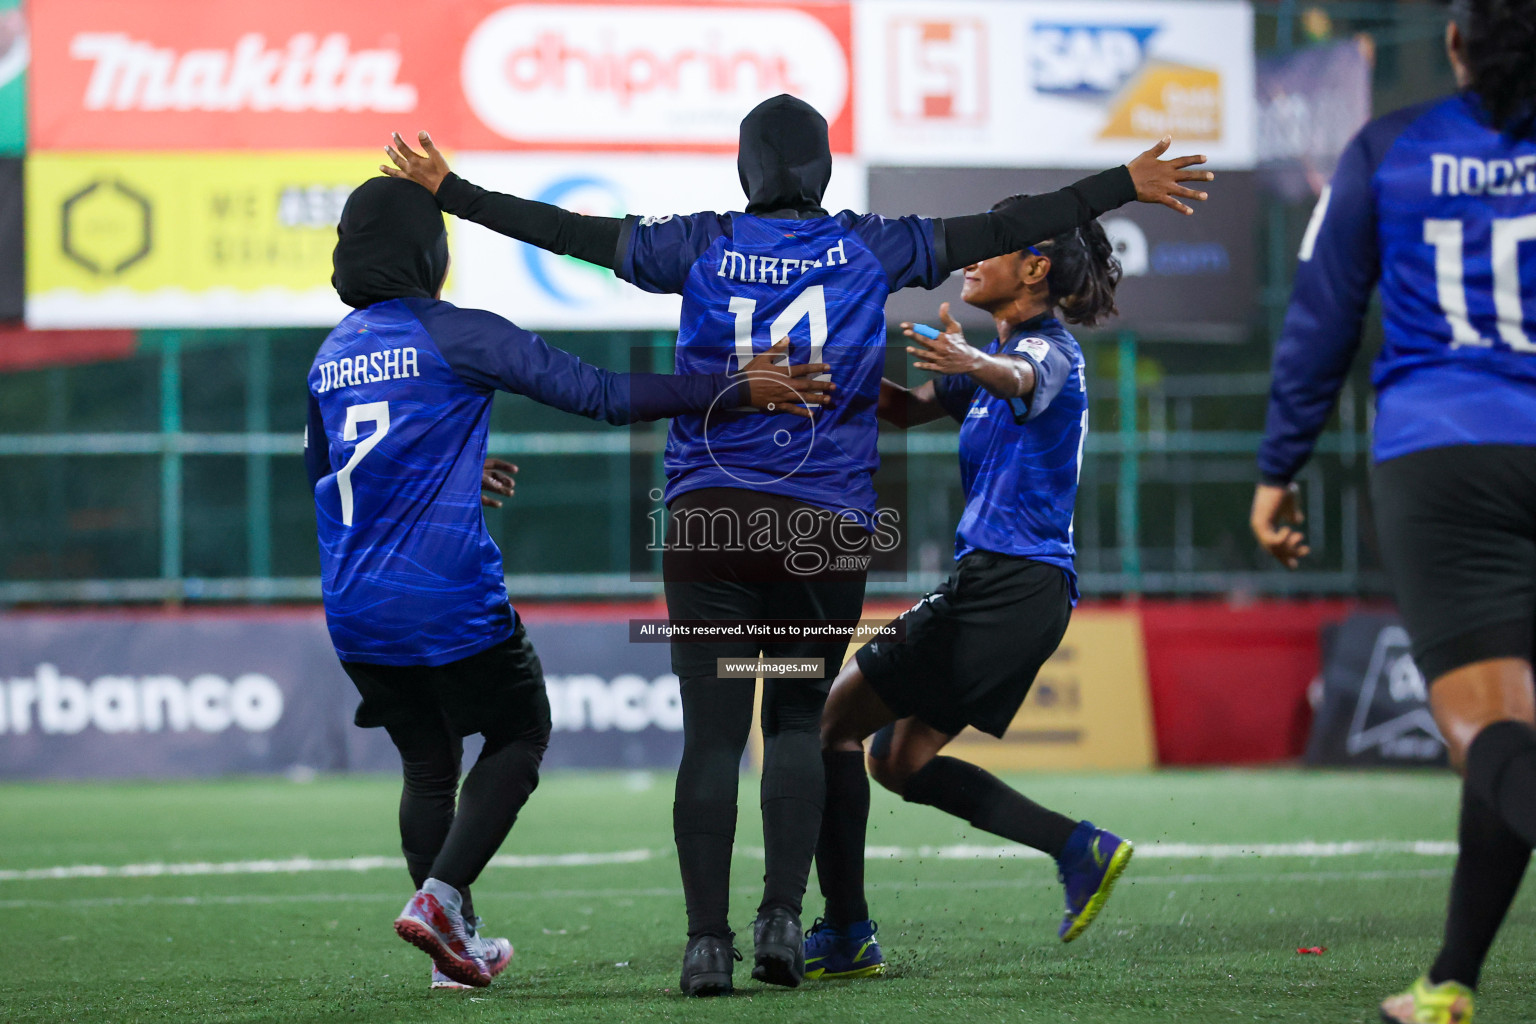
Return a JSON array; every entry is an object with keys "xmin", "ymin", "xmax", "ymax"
[
  {"xmin": 938, "ymin": 137, "xmax": 1213, "ymax": 272},
  {"xmin": 383, "ymin": 131, "xmax": 626, "ymax": 270},
  {"xmin": 418, "ymin": 304, "xmax": 833, "ymax": 424}
]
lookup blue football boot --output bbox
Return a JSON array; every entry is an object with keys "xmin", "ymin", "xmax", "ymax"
[
  {"xmin": 803, "ymin": 917, "xmax": 886, "ymax": 980},
  {"xmin": 1057, "ymin": 822, "xmax": 1134, "ymax": 942}
]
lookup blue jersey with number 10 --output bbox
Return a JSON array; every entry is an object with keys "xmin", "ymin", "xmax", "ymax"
[
  {"xmin": 620, "ymin": 210, "xmax": 944, "ymax": 519},
  {"xmin": 1261, "ymin": 94, "xmax": 1536, "ymax": 482}
]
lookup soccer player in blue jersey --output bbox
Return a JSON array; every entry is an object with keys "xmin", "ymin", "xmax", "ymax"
[
  {"xmin": 806, "ymin": 214, "xmax": 1131, "ymax": 980},
  {"xmin": 307, "ymin": 176, "xmax": 831, "ymax": 991},
  {"xmin": 382, "ymin": 97, "xmax": 1209, "ymax": 994},
  {"xmin": 1251, "ymin": 2, "xmax": 1536, "ymax": 1020}
]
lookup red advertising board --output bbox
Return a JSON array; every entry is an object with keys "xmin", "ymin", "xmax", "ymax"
[{"xmin": 29, "ymin": 0, "xmax": 854, "ymax": 154}]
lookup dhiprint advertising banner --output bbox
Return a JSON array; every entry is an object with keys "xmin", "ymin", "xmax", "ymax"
[
  {"xmin": 25, "ymin": 151, "xmax": 378, "ymax": 328},
  {"xmin": 27, "ymin": 0, "xmax": 855, "ymax": 155},
  {"xmin": 854, "ymin": 0, "xmax": 1256, "ymax": 169},
  {"xmin": 447, "ymin": 152, "xmax": 867, "ymax": 330}
]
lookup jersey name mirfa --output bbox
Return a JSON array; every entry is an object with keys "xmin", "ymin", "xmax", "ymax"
[
  {"xmin": 313, "ymin": 346, "xmax": 421, "ymax": 393},
  {"xmin": 620, "ymin": 209, "xmax": 944, "ymax": 520}
]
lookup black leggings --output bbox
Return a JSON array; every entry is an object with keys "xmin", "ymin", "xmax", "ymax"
[
  {"xmin": 343, "ymin": 625, "xmax": 552, "ymax": 899},
  {"xmin": 673, "ymin": 675, "xmax": 831, "ymax": 938}
]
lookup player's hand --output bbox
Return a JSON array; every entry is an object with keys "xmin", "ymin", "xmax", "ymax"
[
  {"xmin": 481, "ymin": 458, "xmax": 518, "ymax": 508},
  {"xmin": 1127, "ymin": 137, "xmax": 1214, "ymax": 215},
  {"xmin": 903, "ymin": 302, "xmax": 979, "ymax": 375},
  {"xmin": 381, "ymin": 131, "xmax": 452, "ymax": 194},
  {"xmin": 738, "ymin": 337, "xmax": 835, "ymax": 419},
  {"xmin": 1250, "ymin": 482, "xmax": 1310, "ymax": 569}
]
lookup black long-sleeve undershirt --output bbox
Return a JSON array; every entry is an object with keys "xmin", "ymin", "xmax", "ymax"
[
  {"xmin": 433, "ymin": 164, "xmax": 1137, "ymax": 280},
  {"xmin": 436, "ymin": 173, "xmax": 627, "ymax": 269}
]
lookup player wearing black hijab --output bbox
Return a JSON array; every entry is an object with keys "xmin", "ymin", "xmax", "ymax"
[
  {"xmin": 314, "ymin": 176, "xmax": 830, "ymax": 990},
  {"xmin": 383, "ymin": 99, "xmax": 1211, "ymax": 995}
]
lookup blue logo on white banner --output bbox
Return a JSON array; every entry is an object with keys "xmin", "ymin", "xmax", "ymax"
[{"xmin": 523, "ymin": 176, "xmax": 628, "ymax": 307}]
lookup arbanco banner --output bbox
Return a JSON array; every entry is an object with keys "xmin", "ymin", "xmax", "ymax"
[{"xmin": 0, "ymin": 611, "xmax": 687, "ymax": 778}]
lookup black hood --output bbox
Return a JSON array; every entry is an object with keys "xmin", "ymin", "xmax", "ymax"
[
  {"xmin": 737, "ymin": 94, "xmax": 831, "ymax": 218},
  {"xmin": 331, "ymin": 177, "xmax": 450, "ymax": 309}
]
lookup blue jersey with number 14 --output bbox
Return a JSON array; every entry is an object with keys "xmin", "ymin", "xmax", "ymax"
[
  {"xmin": 619, "ymin": 210, "xmax": 944, "ymax": 520},
  {"xmin": 1261, "ymin": 94, "xmax": 1536, "ymax": 482}
]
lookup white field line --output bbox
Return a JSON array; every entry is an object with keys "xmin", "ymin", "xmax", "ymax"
[
  {"xmin": 0, "ymin": 839, "xmax": 1457, "ymax": 884},
  {"xmin": 0, "ymin": 868, "xmax": 1455, "ymax": 911}
]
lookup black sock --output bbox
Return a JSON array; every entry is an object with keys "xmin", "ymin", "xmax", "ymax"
[
  {"xmin": 902, "ymin": 756, "xmax": 1079, "ymax": 858},
  {"xmin": 429, "ymin": 736, "xmax": 545, "ymax": 889},
  {"xmin": 675, "ymin": 799, "xmax": 738, "ymax": 939},
  {"xmin": 1429, "ymin": 789, "xmax": 1530, "ymax": 989},
  {"xmin": 673, "ymin": 676, "xmax": 754, "ymax": 940},
  {"xmin": 1466, "ymin": 720, "xmax": 1536, "ymax": 847},
  {"xmin": 816, "ymin": 750, "xmax": 871, "ymax": 927},
  {"xmin": 758, "ymin": 729, "xmax": 825, "ymax": 919}
]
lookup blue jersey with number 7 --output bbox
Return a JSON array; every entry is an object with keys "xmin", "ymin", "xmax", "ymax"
[
  {"xmin": 1260, "ymin": 93, "xmax": 1536, "ymax": 483},
  {"xmin": 306, "ymin": 296, "xmax": 730, "ymax": 666},
  {"xmin": 620, "ymin": 210, "xmax": 945, "ymax": 520}
]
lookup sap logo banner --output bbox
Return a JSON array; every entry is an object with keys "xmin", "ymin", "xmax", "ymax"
[
  {"xmin": 1305, "ymin": 614, "xmax": 1447, "ymax": 767},
  {"xmin": 856, "ymin": 1, "xmax": 1254, "ymax": 170},
  {"xmin": 1032, "ymin": 24, "xmax": 1158, "ymax": 97},
  {"xmin": 1030, "ymin": 20, "xmax": 1219, "ymax": 142},
  {"xmin": 447, "ymin": 153, "xmax": 865, "ymax": 330},
  {"xmin": 461, "ymin": 3, "xmax": 852, "ymax": 152}
]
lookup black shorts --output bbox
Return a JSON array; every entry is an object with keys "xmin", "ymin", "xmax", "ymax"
[
  {"xmin": 1373, "ymin": 444, "xmax": 1536, "ymax": 682},
  {"xmin": 855, "ymin": 551, "xmax": 1071, "ymax": 738},
  {"xmin": 663, "ymin": 487, "xmax": 868, "ymax": 682},
  {"xmin": 341, "ymin": 621, "xmax": 551, "ymax": 742}
]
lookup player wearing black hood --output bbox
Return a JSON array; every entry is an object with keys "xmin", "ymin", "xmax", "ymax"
[
  {"xmin": 311, "ymin": 175, "xmax": 832, "ymax": 992},
  {"xmin": 383, "ymin": 96, "xmax": 1211, "ymax": 997}
]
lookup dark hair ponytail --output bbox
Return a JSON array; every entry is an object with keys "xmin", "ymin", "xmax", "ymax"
[
  {"xmin": 1039, "ymin": 220, "xmax": 1122, "ymax": 327},
  {"xmin": 1460, "ymin": 0, "xmax": 1536, "ymax": 139}
]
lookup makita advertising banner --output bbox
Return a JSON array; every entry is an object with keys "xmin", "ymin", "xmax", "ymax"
[{"xmin": 0, "ymin": 610, "xmax": 685, "ymax": 779}]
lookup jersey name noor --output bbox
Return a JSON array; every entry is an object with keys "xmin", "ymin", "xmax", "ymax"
[
  {"xmin": 315, "ymin": 347, "xmax": 421, "ymax": 394},
  {"xmin": 1430, "ymin": 153, "xmax": 1536, "ymax": 196},
  {"xmin": 715, "ymin": 238, "xmax": 851, "ymax": 286}
]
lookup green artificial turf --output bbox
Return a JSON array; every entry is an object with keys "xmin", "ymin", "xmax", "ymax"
[{"xmin": 1, "ymin": 769, "xmax": 1531, "ymax": 1023}]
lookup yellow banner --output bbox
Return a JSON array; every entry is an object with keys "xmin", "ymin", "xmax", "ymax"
[
  {"xmin": 945, "ymin": 609, "xmax": 1156, "ymax": 771},
  {"xmin": 748, "ymin": 607, "xmax": 1156, "ymax": 773},
  {"xmin": 26, "ymin": 151, "xmax": 388, "ymax": 328}
]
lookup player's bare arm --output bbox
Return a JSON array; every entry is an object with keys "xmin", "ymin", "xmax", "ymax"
[{"xmin": 906, "ymin": 302, "xmax": 1033, "ymax": 400}]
